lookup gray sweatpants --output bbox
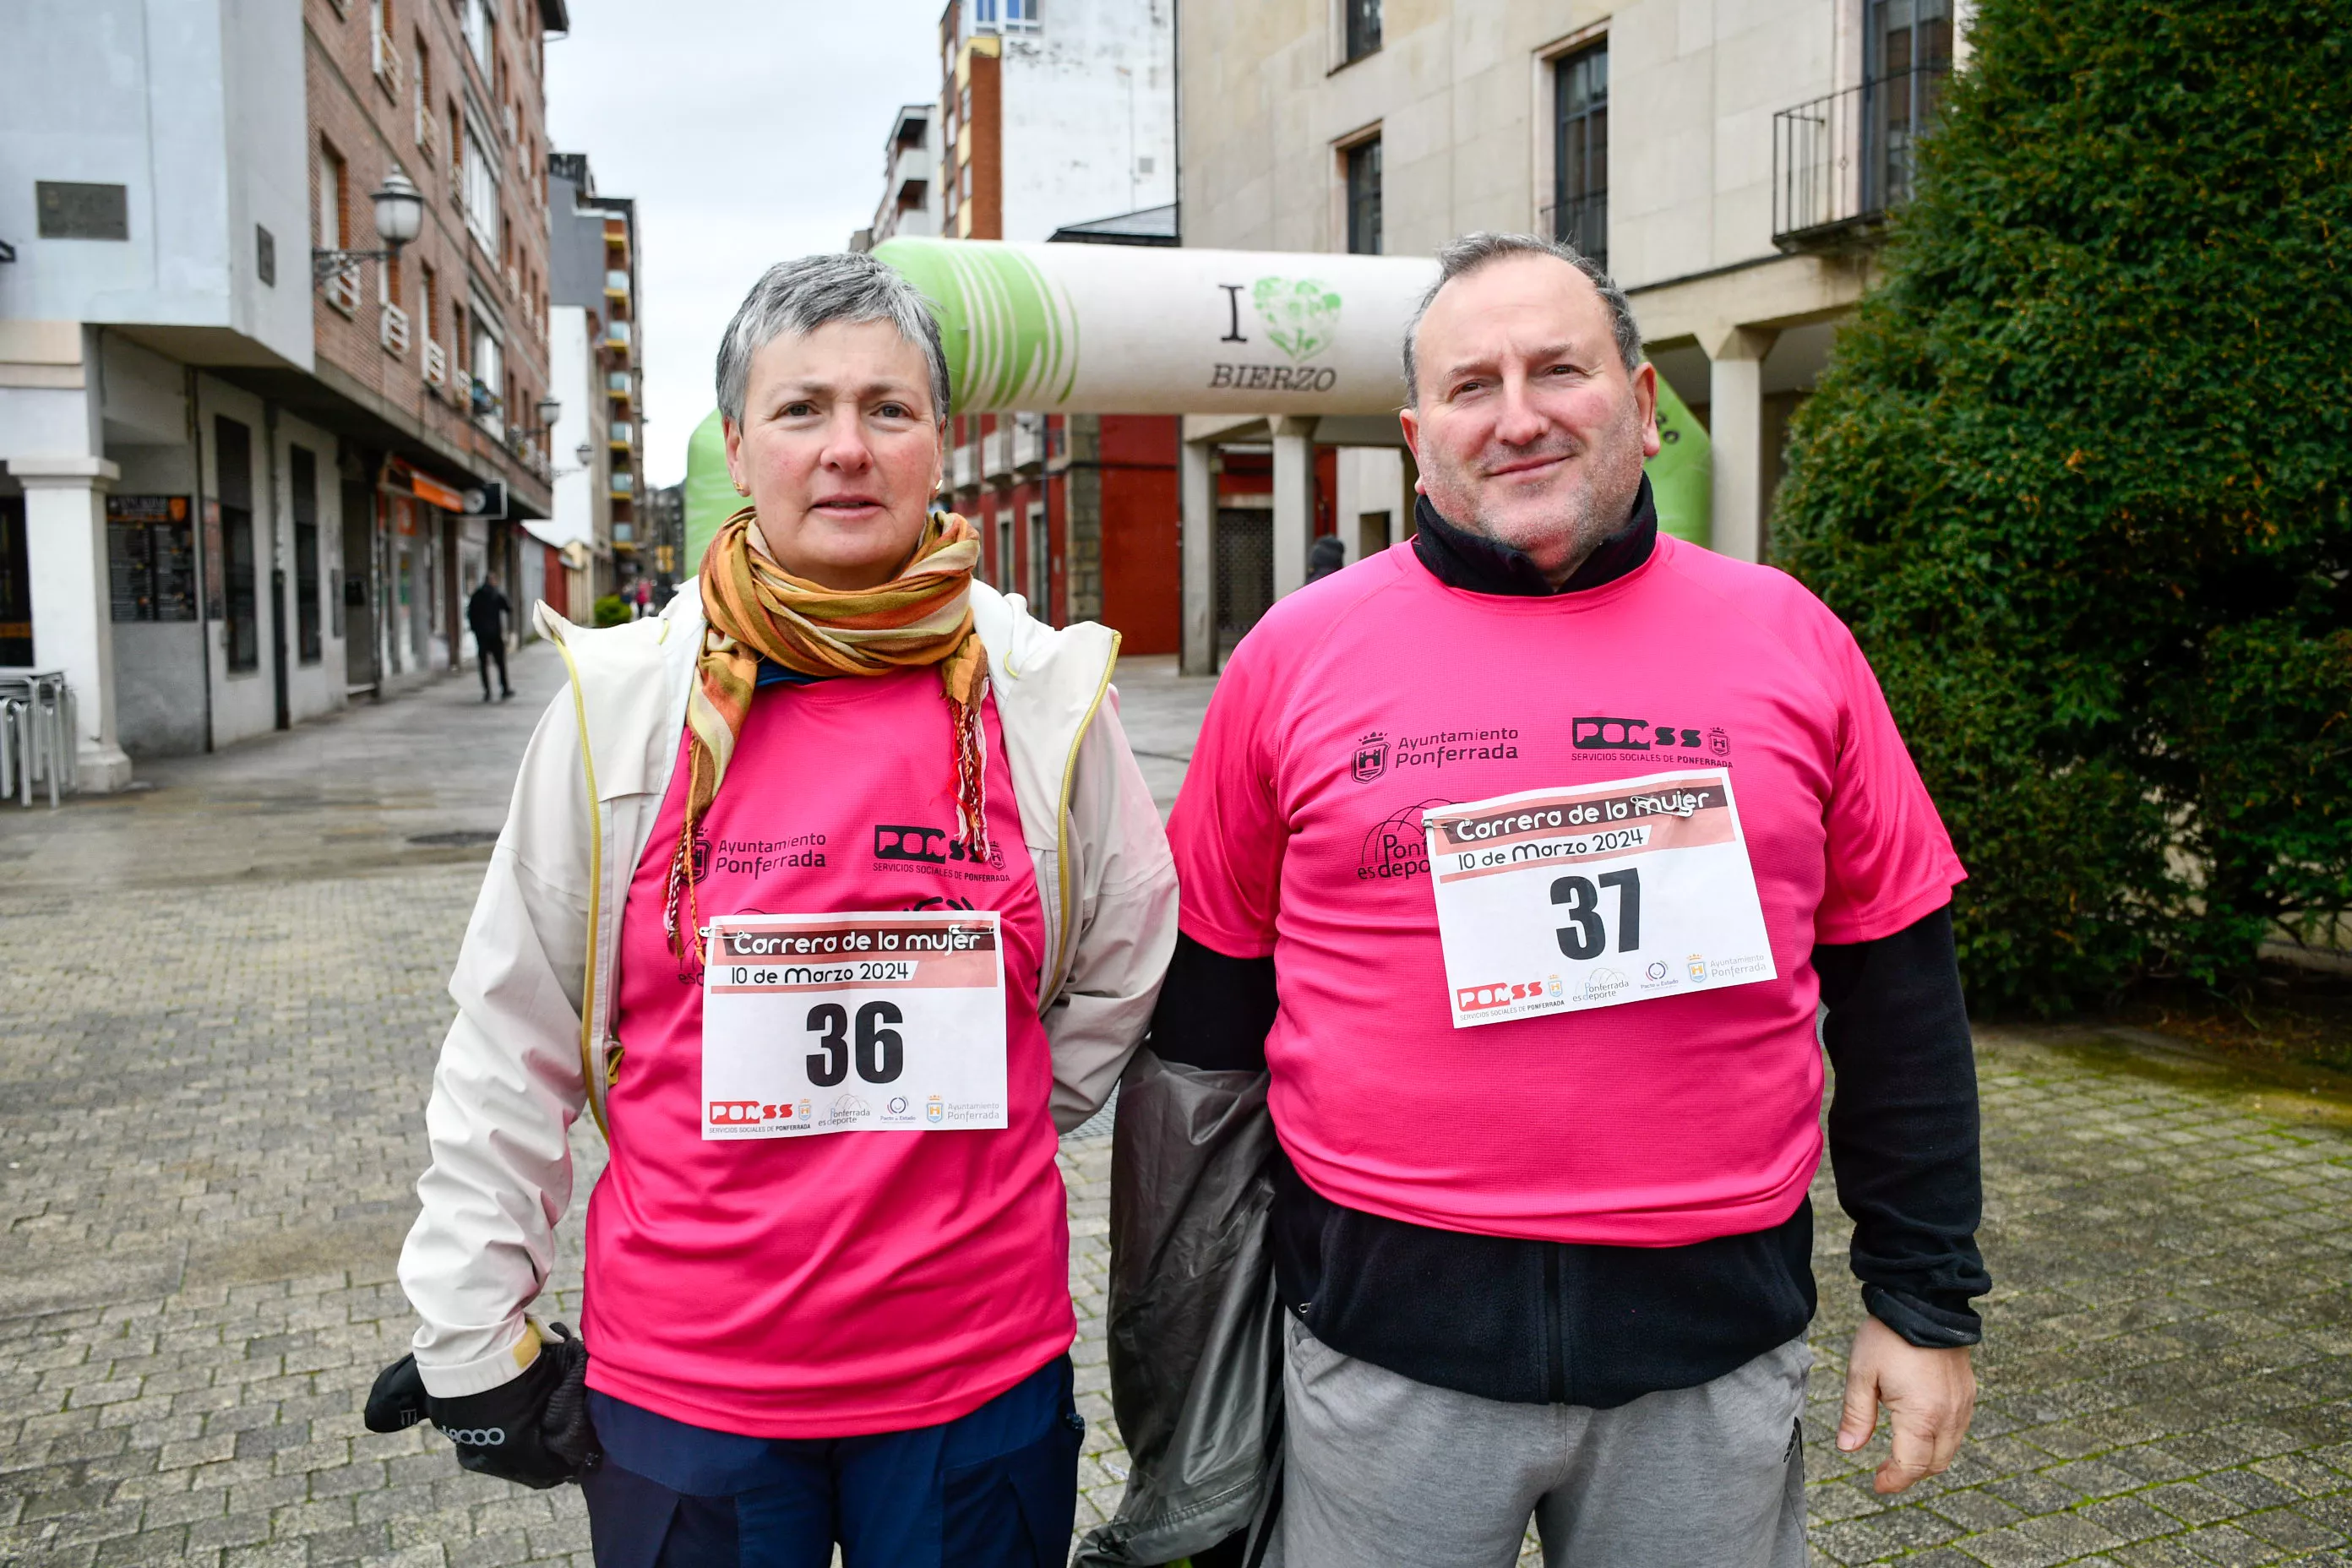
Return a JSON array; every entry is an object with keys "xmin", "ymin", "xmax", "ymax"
[{"xmin": 1282, "ymin": 1316, "xmax": 1810, "ymax": 1568}]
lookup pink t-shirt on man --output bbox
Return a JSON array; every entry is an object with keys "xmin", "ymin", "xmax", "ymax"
[
  {"xmin": 1169, "ymin": 534, "xmax": 1963, "ymax": 1249},
  {"xmin": 584, "ymin": 667, "xmax": 1070, "ymax": 1438}
]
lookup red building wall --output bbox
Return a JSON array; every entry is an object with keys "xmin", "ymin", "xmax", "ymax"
[{"xmin": 1096, "ymin": 415, "xmax": 1179, "ymax": 655}]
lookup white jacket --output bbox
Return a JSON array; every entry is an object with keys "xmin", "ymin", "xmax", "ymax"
[{"xmin": 398, "ymin": 580, "xmax": 1179, "ymax": 1396}]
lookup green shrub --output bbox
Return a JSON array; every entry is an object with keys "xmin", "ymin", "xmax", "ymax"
[
  {"xmin": 591, "ymin": 594, "xmax": 631, "ymax": 629},
  {"xmin": 1773, "ymin": 0, "xmax": 2352, "ymax": 1013}
]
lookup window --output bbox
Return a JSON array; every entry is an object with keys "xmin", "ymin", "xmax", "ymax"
[
  {"xmin": 997, "ymin": 514, "xmax": 1014, "ymax": 593},
  {"xmin": 471, "ymin": 316, "xmax": 504, "ymax": 432},
  {"xmin": 414, "ymin": 35, "xmax": 433, "ymax": 146},
  {"xmin": 1867, "ymin": 0, "xmax": 1952, "ymax": 209},
  {"xmin": 216, "ymin": 416, "xmax": 259, "ymax": 673},
  {"xmin": 1345, "ymin": 138, "xmax": 1382, "ymax": 254},
  {"xmin": 1027, "ymin": 502, "xmax": 1049, "ymax": 615},
  {"xmin": 421, "ymin": 261, "xmax": 439, "ymax": 342},
  {"xmin": 317, "ymin": 140, "xmax": 349, "ymax": 248},
  {"xmin": 1343, "ymin": 0, "xmax": 1380, "ymax": 63},
  {"xmin": 461, "ymin": 0, "xmax": 493, "ymax": 74},
  {"xmin": 369, "ymin": 0, "xmax": 397, "ymax": 80},
  {"xmin": 1552, "ymin": 42, "xmax": 1608, "ymax": 268},
  {"xmin": 291, "ymin": 446, "xmax": 322, "ymax": 664},
  {"xmin": 463, "ymin": 122, "xmax": 500, "ymax": 252},
  {"xmin": 1002, "ymin": 0, "xmax": 1039, "ymax": 27}
]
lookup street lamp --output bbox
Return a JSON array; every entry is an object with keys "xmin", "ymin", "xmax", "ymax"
[
  {"xmin": 574, "ymin": 443, "xmax": 595, "ymax": 467},
  {"xmin": 313, "ymin": 170, "xmax": 423, "ymax": 285},
  {"xmin": 514, "ymin": 396, "xmax": 563, "ymax": 442}
]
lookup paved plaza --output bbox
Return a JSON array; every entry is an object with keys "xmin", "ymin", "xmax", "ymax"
[{"xmin": 3, "ymin": 644, "xmax": 2351, "ymax": 1567}]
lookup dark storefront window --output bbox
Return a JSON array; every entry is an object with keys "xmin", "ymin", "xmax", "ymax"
[
  {"xmin": 291, "ymin": 446, "xmax": 322, "ymax": 664},
  {"xmin": 1552, "ymin": 43, "xmax": 1609, "ymax": 269},
  {"xmin": 216, "ymin": 416, "xmax": 259, "ymax": 672},
  {"xmin": 0, "ymin": 498, "xmax": 30, "ymax": 666},
  {"xmin": 1346, "ymin": 138, "xmax": 1383, "ymax": 255}
]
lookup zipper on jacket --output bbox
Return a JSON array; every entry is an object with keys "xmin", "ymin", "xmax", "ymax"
[
  {"xmin": 549, "ymin": 631, "xmax": 610, "ymax": 1141},
  {"xmin": 1045, "ymin": 630, "xmax": 1122, "ymax": 1005},
  {"xmin": 1544, "ymin": 1244, "xmax": 1569, "ymax": 1404}
]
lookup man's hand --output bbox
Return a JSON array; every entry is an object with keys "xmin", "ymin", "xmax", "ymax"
[{"xmin": 1837, "ymin": 1314, "xmax": 1975, "ymax": 1494}]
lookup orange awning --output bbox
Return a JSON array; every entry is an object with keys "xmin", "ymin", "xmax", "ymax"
[{"xmin": 392, "ymin": 460, "xmax": 466, "ymax": 513}]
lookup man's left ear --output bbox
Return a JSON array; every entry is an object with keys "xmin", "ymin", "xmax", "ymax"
[{"xmin": 1631, "ymin": 362, "xmax": 1663, "ymax": 460}]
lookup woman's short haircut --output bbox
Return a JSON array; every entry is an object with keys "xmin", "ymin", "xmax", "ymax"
[
  {"xmin": 1402, "ymin": 232, "xmax": 1643, "ymax": 406},
  {"xmin": 716, "ymin": 252, "xmax": 952, "ymax": 427}
]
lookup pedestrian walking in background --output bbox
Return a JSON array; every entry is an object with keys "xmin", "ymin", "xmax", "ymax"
[
  {"xmin": 467, "ymin": 571, "xmax": 514, "ymax": 701},
  {"xmin": 366, "ymin": 252, "xmax": 1178, "ymax": 1566},
  {"xmin": 1303, "ymin": 534, "xmax": 1346, "ymax": 584},
  {"xmin": 1143, "ymin": 231, "xmax": 1987, "ymax": 1567}
]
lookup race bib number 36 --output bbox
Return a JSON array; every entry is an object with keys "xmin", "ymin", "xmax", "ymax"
[
  {"xmin": 701, "ymin": 912, "xmax": 1009, "ymax": 1138},
  {"xmin": 1424, "ymin": 769, "xmax": 1777, "ymax": 1028}
]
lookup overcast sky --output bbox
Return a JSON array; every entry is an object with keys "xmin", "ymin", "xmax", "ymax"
[{"xmin": 545, "ymin": 0, "xmax": 944, "ymax": 486}]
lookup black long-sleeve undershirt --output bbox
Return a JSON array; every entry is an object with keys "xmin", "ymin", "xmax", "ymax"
[{"xmin": 1146, "ymin": 919, "xmax": 1987, "ymax": 1407}]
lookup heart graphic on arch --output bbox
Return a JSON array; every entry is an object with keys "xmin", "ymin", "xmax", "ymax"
[{"xmin": 1251, "ymin": 277, "xmax": 1343, "ymax": 362}]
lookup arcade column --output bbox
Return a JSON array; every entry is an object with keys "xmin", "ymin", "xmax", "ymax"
[
  {"xmin": 1179, "ymin": 438, "xmax": 1216, "ymax": 676},
  {"xmin": 14, "ymin": 454, "xmax": 133, "ymax": 791},
  {"xmin": 1704, "ymin": 325, "xmax": 1778, "ymax": 564}
]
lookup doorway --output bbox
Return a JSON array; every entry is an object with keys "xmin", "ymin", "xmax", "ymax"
[{"xmin": 342, "ymin": 482, "xmax": 377, "ymax": 691}]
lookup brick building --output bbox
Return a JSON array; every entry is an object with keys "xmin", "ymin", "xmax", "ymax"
[
  {"xmin": 546, "ymin": 151, "xmax": 644, "ymax": 612},
  {"xmin": 299, "ymin": 0, "xmax": 566, "ymax": 689},
  {"xmin": 923, "ymin": 0, "xmax": 1184, "ymax": 652}
]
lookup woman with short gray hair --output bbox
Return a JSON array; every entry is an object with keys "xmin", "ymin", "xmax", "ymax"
[{"xmin": 366, "ymin": 251, "xmax": 1179, "ymax": 1567}]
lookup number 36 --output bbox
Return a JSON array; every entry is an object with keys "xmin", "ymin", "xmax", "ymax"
[
  {"xmin": 805, "ymin": 1001, "xmax": 906, "ymax": 1086},
  {"xmin": 1551, "ymin": 869, "xmax": 1642, "ymax": 960}
]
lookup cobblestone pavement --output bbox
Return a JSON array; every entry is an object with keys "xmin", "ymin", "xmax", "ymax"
[{"xmin": 4, "ymin": 646, "xmax": 2351, "ymax": 1567}]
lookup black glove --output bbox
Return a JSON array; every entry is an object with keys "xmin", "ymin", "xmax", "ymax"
[{"xmin": 363, "ymin": 1322, "xmax": 600, "ymax": 1489}]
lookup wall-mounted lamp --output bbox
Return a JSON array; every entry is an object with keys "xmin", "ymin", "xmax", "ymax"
[{"xmin": 313, "ymin": 171, "xmax": 423, "ymax": 286}]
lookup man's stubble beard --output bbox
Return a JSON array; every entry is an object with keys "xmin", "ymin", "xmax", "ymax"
[{"xmin": 1421, "ymin": 393, "xmax": 1650, "ymax": 578}]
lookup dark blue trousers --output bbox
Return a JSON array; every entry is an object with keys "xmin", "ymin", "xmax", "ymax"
[{"xmin": 580, "ymin": 1356, "xmax": 1083, "ymax": 1568}]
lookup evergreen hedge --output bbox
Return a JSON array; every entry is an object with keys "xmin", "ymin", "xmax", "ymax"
[{"xmin": 1772, "ymin": 0, "xmax": 2352, "ymax": 1013}]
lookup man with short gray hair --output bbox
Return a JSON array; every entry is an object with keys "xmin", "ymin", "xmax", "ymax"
[
  {"xmin": 369, "ymin": 251, "xmax": 1177, "ymax": 1566},
  {"xmin": 1152, "ymin": 232, "xmax": 1986, "ymax": 1565}
]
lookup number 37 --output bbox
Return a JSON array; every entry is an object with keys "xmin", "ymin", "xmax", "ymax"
[{"xmin": 1551, "ymin": 869, "xmax": 1642, "ymax": 960}]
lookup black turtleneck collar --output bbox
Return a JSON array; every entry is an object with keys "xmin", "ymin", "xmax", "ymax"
[{"xmin": 1412, "ymin": 473, "xmax": 1658, "ymax": 597}]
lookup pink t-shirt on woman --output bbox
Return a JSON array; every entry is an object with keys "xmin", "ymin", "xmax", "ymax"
[
  {"xmin": 1169, "ymin": 535, "xmax": 1964, "ymax": 1250},
  {"xmin": 584, "ymin": 667, "xmax": 1070, "ymax": 1438}
]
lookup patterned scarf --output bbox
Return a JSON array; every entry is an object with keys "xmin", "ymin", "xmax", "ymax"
[{"xmin": 667, "ymin": 504, "xmax": 989, "ymax": 962}]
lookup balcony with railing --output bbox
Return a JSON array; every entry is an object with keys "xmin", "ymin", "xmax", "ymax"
[
  {"xmin": 603, "ymin": 269, "xmax": 629, "ymax": 303},
  {"xmin": 1011, "ymin": 414, "xmax": 1043, "ymax": 473},
  {"xmin": 982, "ymin": 425, "xmax": 1012, "ymax": 482},
  {"xmin": 1771, "ymin": 63, "xmax": 1951, "ymax": 251},
  {"xmin": 608, "ymin": 420, "xmax": 634, "ymax": 447}
]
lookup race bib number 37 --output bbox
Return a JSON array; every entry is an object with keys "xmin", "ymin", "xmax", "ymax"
[
  {"xmin": 701, "ymin": 912, "xmax": 1009, "ymax": 1138},
  {"xmin": 1424, "ymin": 769, "xmax": 1777, "ymax": 1028}
]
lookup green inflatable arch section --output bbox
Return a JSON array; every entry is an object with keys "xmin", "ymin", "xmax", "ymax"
[{"xmin": 675, "ymin": 360, "xmax": 1711, "ymax": 573}]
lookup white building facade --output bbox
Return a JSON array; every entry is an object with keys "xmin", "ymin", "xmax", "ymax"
[
  {"xmin": 1178, "ymin": 0, "xmax": 1961, "ymax": 588},
  {"xmin": 2, "ymin": 0, "xmax": 334, "ymax": 783},
  {"xmin": 939, "ymin": 0, "xmax": 1178, "ymax": 243}
]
